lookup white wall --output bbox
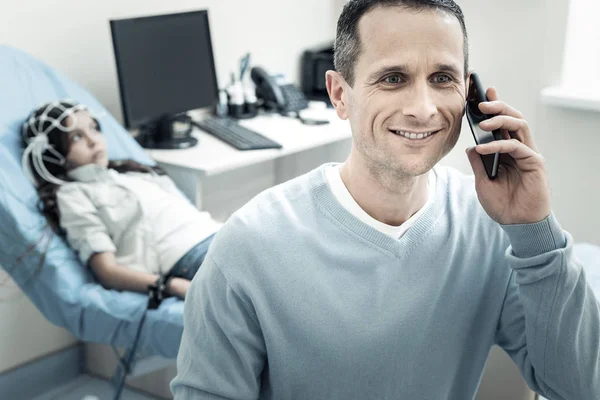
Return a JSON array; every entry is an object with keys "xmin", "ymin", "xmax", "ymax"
[{"xmin": 0, "ymin": 0, "xmax": 339, "ymax": 374}]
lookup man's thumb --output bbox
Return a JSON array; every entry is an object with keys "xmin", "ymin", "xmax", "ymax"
[{"xmin": 465, "ymin": 146, "xmax": 487, "ymax": 180}]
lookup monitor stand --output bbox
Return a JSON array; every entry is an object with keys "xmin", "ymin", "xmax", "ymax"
[{"xmin": 136, "ymin": 114, "xmax": 198, "ymax": 150}]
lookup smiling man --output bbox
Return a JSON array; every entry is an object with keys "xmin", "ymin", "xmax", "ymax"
[{"xmin": 172, "ymin": 1, "xmax": 600, "ymax": 399}]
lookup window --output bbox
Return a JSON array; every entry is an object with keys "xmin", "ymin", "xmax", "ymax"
[{"xmin": 541, "ymin": 0, "xmax": 600, "ymax": 112}]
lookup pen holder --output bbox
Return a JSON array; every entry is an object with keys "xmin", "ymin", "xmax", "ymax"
[{"xmin": 228, "ymin": 84, "xmax": 258, "ymax": 119}]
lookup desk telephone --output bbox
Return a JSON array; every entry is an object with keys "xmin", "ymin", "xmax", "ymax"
[{"xmin": 251, "ymin": 66, "xmax": 309, "ymax": 114}]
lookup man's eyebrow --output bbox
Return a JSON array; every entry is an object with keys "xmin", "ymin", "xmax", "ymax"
[{"xmin": 435, "ymin": 63, "xmax": 461, "ymax": 76}]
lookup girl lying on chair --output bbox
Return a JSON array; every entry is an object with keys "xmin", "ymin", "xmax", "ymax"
[{"xmin": 21, "ymin": 100, "xmax": 221, "ymax": 299}]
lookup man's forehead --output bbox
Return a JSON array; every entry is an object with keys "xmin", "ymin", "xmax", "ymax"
[{"xmin": 356, "ymin": 6, "xmax": 464, "ymax": 70}]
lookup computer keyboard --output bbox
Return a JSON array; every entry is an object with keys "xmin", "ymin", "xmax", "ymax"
[{"xmin": 193, "ymin": 117, "xmax": 282, "ymax": 150}]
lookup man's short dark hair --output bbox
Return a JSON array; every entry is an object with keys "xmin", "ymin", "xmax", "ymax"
[{"xmin": 334, "ymin": 0, "xmax": 469, "ymax": 86}]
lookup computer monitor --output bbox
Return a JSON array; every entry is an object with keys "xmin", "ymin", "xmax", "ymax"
[{"xmin": 110, "ymin": 10, "xmax": 219, "ymax": 149}]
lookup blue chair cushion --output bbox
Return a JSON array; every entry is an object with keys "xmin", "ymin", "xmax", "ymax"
[{"xmin": 0, "ymin": 45, "xmax": 183, "ymax": 358}]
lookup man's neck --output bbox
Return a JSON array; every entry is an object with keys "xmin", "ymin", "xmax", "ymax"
[{"xmin": 339, "ymin": 155, "xmax": 430, "ymax": 227}]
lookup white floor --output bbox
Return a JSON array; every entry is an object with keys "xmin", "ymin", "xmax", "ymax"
[{"xmin": 33, "ymin": 374, "xmax": 161, "ymax": 400}]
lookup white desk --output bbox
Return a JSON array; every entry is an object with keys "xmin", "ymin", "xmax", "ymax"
[{"xmin": 146, "ymin": 109, "xmax": 352, "ymax": 221}]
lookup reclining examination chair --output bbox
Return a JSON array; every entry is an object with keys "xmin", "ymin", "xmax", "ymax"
[{"xmin": 0, "ymin": 45, "xmax": 184, "ymax": 398}]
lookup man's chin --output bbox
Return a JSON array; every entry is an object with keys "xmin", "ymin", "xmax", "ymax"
[{"xmin": 386, "ymin": 156, "xmax": 438, "ymax": 179}]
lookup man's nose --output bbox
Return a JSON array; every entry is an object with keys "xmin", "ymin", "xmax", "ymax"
[{"xmin": 402, "ymin": 82, "xmax": 438, "ymax": 122}]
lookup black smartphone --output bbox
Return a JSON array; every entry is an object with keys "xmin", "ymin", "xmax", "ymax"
[{"xmin": 465, "ymin": 73, "xmax": 503, "ymax": 180}]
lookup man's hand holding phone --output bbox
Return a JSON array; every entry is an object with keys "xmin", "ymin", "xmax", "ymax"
[{"xmin": 466, "ymin": 86, "xmax": 552, "ymax": 225}]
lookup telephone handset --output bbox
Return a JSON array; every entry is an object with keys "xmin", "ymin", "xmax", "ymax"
[{"xmin": 250, "ymin": 66, "xmax": 309, "ymax": 114}]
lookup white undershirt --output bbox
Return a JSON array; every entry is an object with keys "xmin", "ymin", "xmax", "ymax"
[{"xmin": 325, "ymin": 164, "xmax": 436, "ymax": 239}]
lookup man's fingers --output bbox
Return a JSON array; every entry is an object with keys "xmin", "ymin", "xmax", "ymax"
[
  {"xmin": 475, "ymin": 139, "xmax": 541, "ymax": 164},
  {"xmin": 478, "ymin": 100, "xmax": 524, "ymax": 119},
  {"xmin": 465, "ymin": 146, "xmax": 487, "ymax": 180},
  {"xmin": 479, "ymin": 116, "xmax": 536, "ymax": 150},
  {"xmin": 486, "ymin": 87, "xmax": 499, "ymax": 102},
  {"xmin": 478, "ymin": 89, "xmax": 537, "ymax": 151},
  {"xmin": 479, "ymin": 115, "xmax": 527, "ymax": 133}
]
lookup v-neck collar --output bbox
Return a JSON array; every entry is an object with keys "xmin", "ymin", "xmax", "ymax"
[{"xmin": 310, "ymin": 163, "xmax": 448, "ymax": 259}]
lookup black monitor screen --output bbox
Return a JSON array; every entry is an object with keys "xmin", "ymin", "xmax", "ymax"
[{"xmin": 110, "ymin": 10, "xmax": 218, "ymax": 128}]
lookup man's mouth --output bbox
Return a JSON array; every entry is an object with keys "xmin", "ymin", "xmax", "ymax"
[{"xmin": 389, "ymin": 129, "xmax": 442, "ymax": 140}]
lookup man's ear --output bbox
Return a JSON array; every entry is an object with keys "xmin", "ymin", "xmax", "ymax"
[{"xmin": 326, "ymin": 70, "xmax": 349, "ymax": 120}]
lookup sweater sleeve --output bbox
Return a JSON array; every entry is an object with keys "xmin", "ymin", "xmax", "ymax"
[
  {"xmin": 495, "ymin": 213, "xmax": 600, "ymax": 399},
  {"xmin": 171, "ymin": 254, "xmax": 266, "ymax": 400}
]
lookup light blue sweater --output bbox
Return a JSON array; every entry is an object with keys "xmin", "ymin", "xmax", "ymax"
[{"xmin": 172, "ymin": 164, "xmax": 600, "ymax": 400}]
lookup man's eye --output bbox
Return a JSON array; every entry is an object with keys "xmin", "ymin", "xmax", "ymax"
[
  {"xmin": 71, "ymin": 133, "xmax": 82, "ymax": 142},
  {"xmin": 433, "ymin": 74, "xmax": 453, "ymax": 84},
  {"xmin": 384, "ymin": 75, "xmax": 403, "ymax": 84}
]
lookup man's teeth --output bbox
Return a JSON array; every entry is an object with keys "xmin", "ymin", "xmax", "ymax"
[{"xmin": 394, "ymin": 130, "xmax": 436, "ymax": 139}]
